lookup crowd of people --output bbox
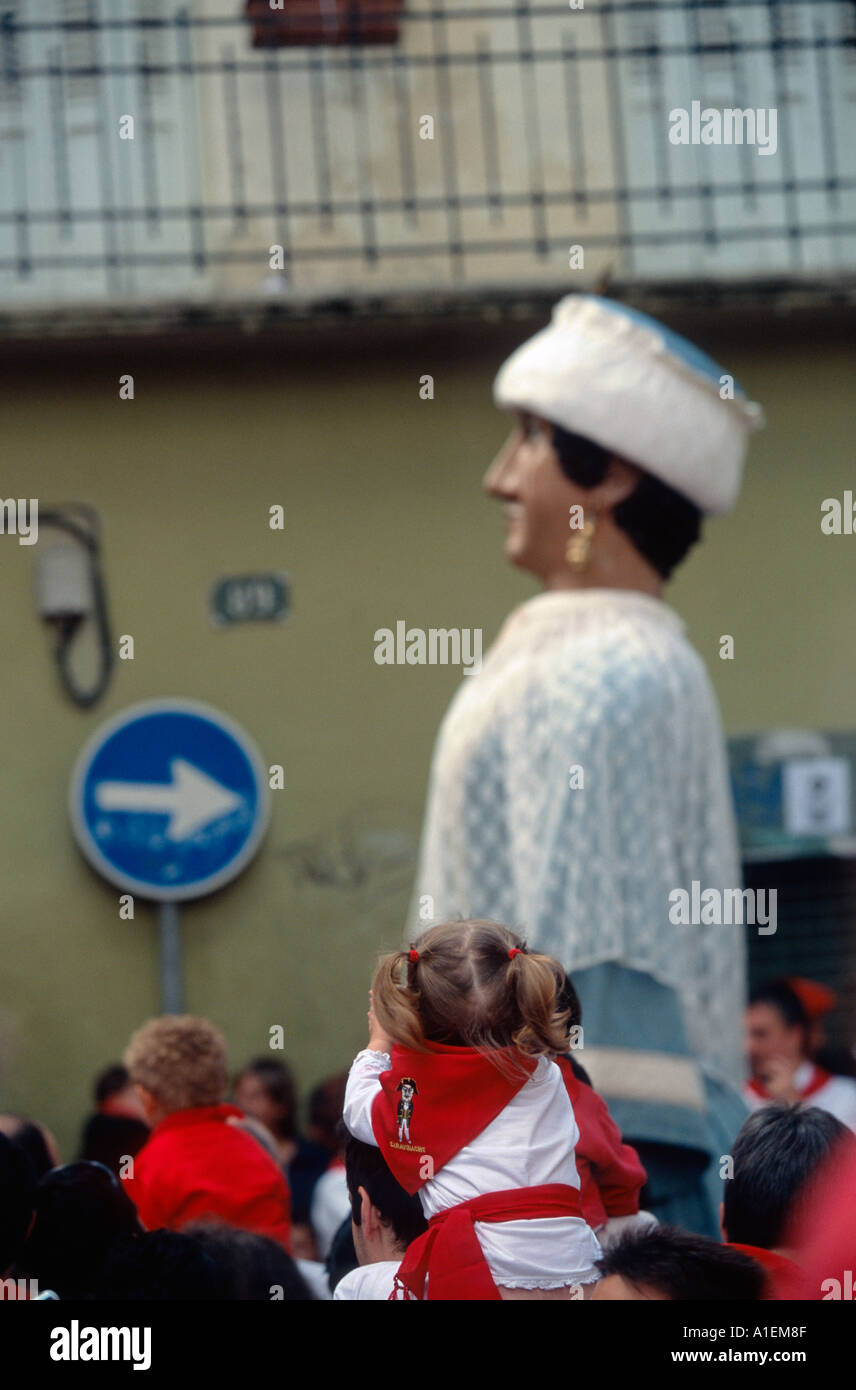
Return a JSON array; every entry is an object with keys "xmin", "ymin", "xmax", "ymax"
[{"xmin": 1, "ymin": 919, "xmax": 854, "ymax": 1302}]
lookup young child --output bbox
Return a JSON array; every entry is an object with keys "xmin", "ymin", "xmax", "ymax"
[{"xmin": 342, "ymin": 919, "xmax": 603, "ymax": 1299}]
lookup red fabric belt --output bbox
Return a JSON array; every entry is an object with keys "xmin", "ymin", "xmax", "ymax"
[{"xmin": 391, "ymin": 1182, "xmax": 584, "ymax": 1301}]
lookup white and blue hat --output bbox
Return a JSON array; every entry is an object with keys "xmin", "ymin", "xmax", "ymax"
[{"xmin": 493, "ymin": 295, "xmax": 764, "ymax": 515}]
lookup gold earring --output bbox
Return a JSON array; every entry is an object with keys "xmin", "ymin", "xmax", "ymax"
[{"xmin": 566, "ymin": 514, "xmax": 597, "ymax": 572}]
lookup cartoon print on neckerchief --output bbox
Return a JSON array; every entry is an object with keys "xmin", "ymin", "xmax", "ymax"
[{"xmin": 371, "ymin": 1039, "xmax": 537, "ymax": 1194}]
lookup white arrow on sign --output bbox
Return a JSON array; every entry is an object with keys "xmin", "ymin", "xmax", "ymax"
[{"xmin": 94, "ymin": 758, "xmax": 245, "ymax": 842}]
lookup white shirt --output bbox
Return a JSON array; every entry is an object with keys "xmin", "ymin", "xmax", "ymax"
[
  {"xmin": 295, "ymin": 1259, "xmax": 333, "ymax": 1300},
  {"xmin": 309, "ymin": 1166, "xmax": 350, "ymax": 1261},
  {"xmin": 407, "ymin": 588, "xmax": 745, "ymax": 1089},
  {"xmin": 743, "ymin": 1062, "xmax": 856, "ymax": 1133},
  {"xmin": 333, "ymin": 1261, "xmax": 402, "ymax": 1301},
  {"xmin": 344, "ymin": 1048, "xmax": 602, "ymax": 1289}
]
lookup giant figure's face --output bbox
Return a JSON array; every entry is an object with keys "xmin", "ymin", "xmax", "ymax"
[{"xmin": 483, "ymin": 410, "xmax": 585, "ymax": 582}]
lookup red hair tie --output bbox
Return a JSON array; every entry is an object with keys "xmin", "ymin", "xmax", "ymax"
[
  {"xmin": 508, "ymin": 947, "xmax": 523, "ymax": 960},
  {"xmin": 408, "ymin": 948, "xmax": 419, "ymax": 963}
]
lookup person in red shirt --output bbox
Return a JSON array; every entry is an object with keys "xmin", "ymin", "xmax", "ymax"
[{"xmin": 122, "ymin": 1015, "xmax": 291, "ymax": 1250}]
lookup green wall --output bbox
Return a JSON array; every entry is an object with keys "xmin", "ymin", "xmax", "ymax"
[{"xmin": 0, "ymin": 307, "xmax": 853, "ymax": 1157}]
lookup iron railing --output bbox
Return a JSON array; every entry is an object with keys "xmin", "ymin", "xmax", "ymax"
[{"xmin": 0, "ymin": 1, "xmax": 854, "ymax": 319}]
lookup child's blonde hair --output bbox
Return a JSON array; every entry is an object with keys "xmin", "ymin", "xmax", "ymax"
[{"xmin": 371, "ymin": 919, "xmax": 569, "ymax": 1064}]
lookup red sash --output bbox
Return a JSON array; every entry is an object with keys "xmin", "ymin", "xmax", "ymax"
[
  {"xmin": 746, "ymin": 1065, "xmax": 832, "ymax": 1102},
  {"xmin": 370, "ymin": 1040, "xmax": 536, "ymax": 1195},
  {"xmin": 391, "ymin": 1184, "xmax": 584, "ymax": 1300}
]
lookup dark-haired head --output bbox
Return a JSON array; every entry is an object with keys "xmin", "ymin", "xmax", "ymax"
[
  {"xmin": 345, "ymin": 1134, "xmax": 428, "ymax": 1255},
  {"xmin": 0, "ymin": 1115, "xmax": 55, "ymax": 1180},
  {"xmin": 233, "ymin": 1057, "xmax": 298, "ymax": 1142},
  {"xmin": 94, "ymin": 1064, "xmax": 132, "ymax": 1106},
  {"xmin": 91, "ymin": 1229, "xmax": 223, "ymax": 1300},
  {"xmin": 748, "ymin": 979, "xmax": 810, "ymax": 1033},
  {"xmin": 78, "ymin": 1114, "xmax": 150, "ymax": 1176},
  {"xmin": 594, "ymin": 1225, "xmax": 765, "ymax": 1301},
  {"xmin": 16, "ymin": 1161, "xmax": 141, "ymax": 1299},
  {"xmin": 746, "ymin": 979, "xmax": 812, "ymax": 1079},
  {"xmin": 307, "ymin": 1074, "xmax": 348, "ymax": 1153},
  {"xmin": 722, "ymin": 1104, "xmax": 849, "ymax": 1251},
  {"xmin": 185, "ymin": 1221, "xmax": 314, "ymax": 1300}
]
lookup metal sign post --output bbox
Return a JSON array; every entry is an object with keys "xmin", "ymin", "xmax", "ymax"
[{"xmin": 158, "ymin": 900, "xmax": 185, "ymax": 1014}]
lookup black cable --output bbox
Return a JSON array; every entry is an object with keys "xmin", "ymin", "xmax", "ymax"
[{"xmin": 39, "ymin": 506, "xmax": 114, "ymax": 709}]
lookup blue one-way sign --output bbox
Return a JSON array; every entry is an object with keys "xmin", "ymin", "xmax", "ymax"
[{"xmin": 69, "ymin": 699, "xmax": 270, "ymax": 901}]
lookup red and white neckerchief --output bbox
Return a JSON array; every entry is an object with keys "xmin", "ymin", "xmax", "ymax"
[
  {"xmin": 370, "ymin": 1039, "xmax": 537, "ymax": 1194},
  {"xmin": 745, "ymin": 1063, "xmax": 832, "ymax": 1103}
]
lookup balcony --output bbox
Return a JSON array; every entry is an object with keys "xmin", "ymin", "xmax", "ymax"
[{"xmin": 0, "ymin": 1, "xmax": 854, "ymax": 329}]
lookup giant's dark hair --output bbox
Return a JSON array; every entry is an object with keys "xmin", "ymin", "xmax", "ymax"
[{"xmin": 552, "ymin": 423, "xmax": 703, "ymax": 580}]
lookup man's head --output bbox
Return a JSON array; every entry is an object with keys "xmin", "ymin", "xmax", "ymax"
[
  {"xmin": 124, "ymin": 1015, "xmax": 229, "ymax": 1124},
  {"xmin": 344, "ymin": 1134, "xmax": 427, "ymax": 1266},
  {"xmin": 745, "ymin": 980, "xmax": 810, "ymax": 1080},
  {"xmin": 593, "ymin": 1225, "xmax": 765, "ymax": 1301},
  {"xmin": 721, "ymin": 1104, "xmax": 848, "ymax": 1252}
]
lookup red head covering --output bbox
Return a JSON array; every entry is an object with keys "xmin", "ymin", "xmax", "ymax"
[{"xmin": 786, "ymin": 977, "xmax": 837, "ymax": 1021}]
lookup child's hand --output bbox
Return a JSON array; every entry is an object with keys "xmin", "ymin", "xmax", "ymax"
[{"xmin": 367, "ymin": 989, "xmax": 392, "ymax": 1054}]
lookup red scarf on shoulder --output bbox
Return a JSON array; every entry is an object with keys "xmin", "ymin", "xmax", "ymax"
[
  {"xmin": 745, "ymin": 1064, "xmax": 831, "ymax": 1103},
  {"xmin": 370, "ymin": 1039, "xmax": 537, "ymax": 1194}
]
